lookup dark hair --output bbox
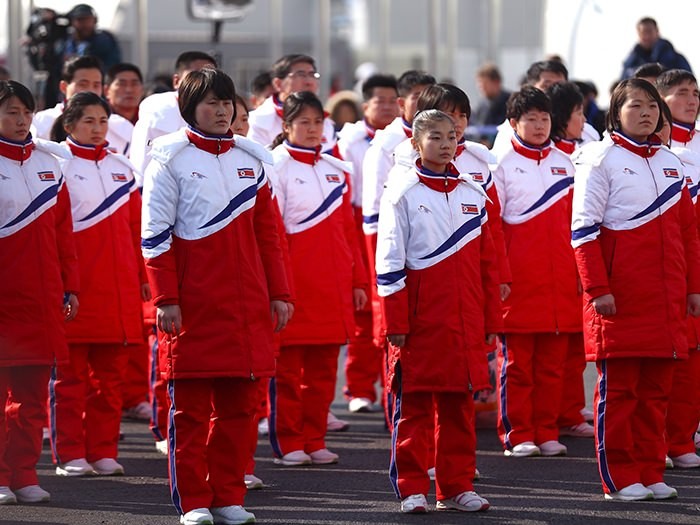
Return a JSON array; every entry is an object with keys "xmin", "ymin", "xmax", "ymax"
[
  {"xmin": 396, "ymin": 70, "xmax": 436, "ymax": 97},
  {"xmin": 361, "ymin": 74, "xmax": 398, "ymax": 101},
  {"xmin": 525, "ymin": 60, "xmax": 568, "ymax": 86},
  {"xmin": 61, "ymin": 55, "xmax": 103, "ymax": 83},
  {"xmin": 174, "ymin": 51, "xmax": 217, "ymax": 74},
  {"xmin": 547, "ymin": 82, "xmax": 584, "ymax": 138},
  {"xmin": 659, "ymin": 99, "xmax": 673, "ymax": 128},
  {"xmin": 476, "ymin": 63, "xmax": 502, "ymax": 83},
  {"xmin": 105, "ymin": 62, "xmax": 143, "ymax": 85},
  {"xmin": 605, "ymin": 78, "xmax": 663, "ymax": 134},
  {"xmin": 234, "ymin": 94, "xmax": 249, "ymax": 114},
  {"xmin": 634, "ymin": 62, "xmax": 665, "ymax": 80},
  {"xmin": 506, "ymin": 86, "xmax": 551, "ymax": 120},
  {"xmin": 573, "ymin": 80, "xmax": 597, "ymax": 98},
  {"xmin": 51, "ymin": 91, "xmax": 110, "ymax": 143},
  {"xmin": 270, "ymin": 91, "xmax": 324, "ymax": 148},
  {"xmin": 0, "ymin": 80, "xmax": 35, "ymax": 113},
  {"xmin": 271, "ymin": 54, "xmax": 316, "ymax": 79},
  {"xmin": 656, "ymin": 68, "xmax": 698, "ymax": 95},
  {"xmin": 178, "ymin": 68, "xmax": 236, "ymax": 129},
  {"xmin": 250, "ymin": 71, "xmax": 272, "ymax": 96},
  {"xmin": 415, "ymin": 83, "xmax": 471, "ymax": 119},
  {"xmin": 637, "ymin": 17, "xmax": 658, "ymax": 29}
]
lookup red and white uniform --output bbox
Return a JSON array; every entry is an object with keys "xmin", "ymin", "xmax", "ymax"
[
  {"xmin": 49, "ymin": 138, "xmax": 146, "ymax": 467},
  {"xmin": 130, "ymin": 91, "xmax": 184, "ymax": 185},
  {"xmin": 376, "ymin": 160, "xmax": 501, "ymax": 501},
  {"xmin": 107, "ymin": 113, "xmax": 135, "ymax": 156},
  {"xmin": 0, "ymin": 136, "xmax": 78, "ymax": 491},
  {"xmin": 248, "ymin": 94, "xmax": 337, "ymax": 151},
  {"xmin": 267, "ymin": 141, "xmax": 366, "ymax": 456},
  {"xmin": 142, "ymin": 127, "xmax": 289, "ymax": 515},
  {"xmin": 30, "ymin": 103, "xmax": 63, "ymax": 140},
  {"xmin": 493, "ymin": 135, "xmax": 581, "ymax": 450},
  {"xmin": 492, "ymin": 119, "xmax": 599, "ymax": 157},
  {"xmin": 572, "ymin": 132, "xmax": 700, "ymax": 492}
]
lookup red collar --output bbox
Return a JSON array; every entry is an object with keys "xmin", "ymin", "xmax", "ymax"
[
  {"xmin": 273, "ymin": 93, "xmax": 284, "ymax": 119},
  {"xmin": 67, "ymin": 136, "xmax": 109, "ymax": 161},
  {"xmin": 0, "ymin": 134, "xmax": 34, "ymax": 163},
  {"xmin": 185, "ymin": 126, "xmax": 234, "ymax": 155},
  {"xmin": 415, "ymin": 159, "xmax": 460, "ymax": 192},
  {"xmin": 553, "ymin": 137, "xmax": 577, "ymax": 155},
  {"xmin": 610, "ymin": 131, "xmax": 661, "ymax": 158},
  {"xmin": 511, "ymin": 134, "xmax": 552, "ymax": 162},
  {"xmin": 671, "ymin": 121, "xmax": 695, "ymax": 144},
  {"xmin": 285, "ymin": 141, "xmax": 321, "ymax": 165},
  {"xmin": 364, "ymin": 120, "xmax": 376, "ymax": 140},
  {"xmin": 401, "ymin": 118, "xmax": 413, "ymax": 138},
  {"xmin": 455, "ymin": 139, "xmax": 466, "ymax": 159}
]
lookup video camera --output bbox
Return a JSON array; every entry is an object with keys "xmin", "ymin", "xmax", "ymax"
[{"xmin": 25, "ymin": 8, "xmax": 71, "ymax": 72}]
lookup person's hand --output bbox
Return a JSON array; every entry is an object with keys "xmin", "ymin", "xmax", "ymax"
[
  {"xmin": 592, "ymin": 294, "xmax": 616, "ymax": 316},
  {"xmin": 141, "ymin": 283, "xmax": 152, "ymax": 302},
  {"xmin": 387, "ymin": 334, "xmax": 406, "ymax": 348},
  {"xmin": 271, "ymin": 300, "xmax": 290, "ymax": 332},
  {"xmin": 688, "ymin": 293, "xmax": 700, "ymax": 317},
  {"xmin": 353, "ymin": 288, "xmax": 368, "ymax": 311},
  {"xmin": 499, "ymin": 284, "xmax": 511, "ymax": 301},
  {"xmin": 157, "ymin": 305, "xmax": 182, "ymax": 337},
  {"xmin": 63, "ymin": 293, "xmax": 79, "ymax": 322},
  {"xmin": 287, "ymin": 302, "xmax": 295, "ymax": 322},
  {"xmin": 485, "ymin": 333, "xmax": 497, "ymax": 345}
]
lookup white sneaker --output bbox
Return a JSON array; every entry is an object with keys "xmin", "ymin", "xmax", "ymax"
[
  {"xmin": 436, "ymin": 491, "xmax": 490, "ymax": 512},
  {"xmin": 14, "ymin": 485, "xmax": 50, "ymax": 503},
  {"xmin": 244, "ymin": 474, "xmax": 264, "ymax": 490},
  {"xmin": 327, "ymin": 411, "xmax": 349, "ymax": 432},
  {"xmin": 91, "ymin": 458, "xmax": 125, "ymax": 476},
  {"xmin": 474, "ymin": 467, "xmax": 481, "ymax": 481},
  {"xmin": 348, "ymin": 397, "xmax": 374, "ymax": 413},
  {"xmin": 400, "ymin": 494, "xmax": 427, "ymax": 513},
  {"xmin": 646, "ymin": 482, "xmax": 678, "ymax": 500},
  {"xmin": 427, "ymin": 467, "xmax": 435, "ymax": 480},
  {"xmin": 210, "ymin": 505, "xmax": 256, "ymax": 524},
  {"xmin": 123, "ymin": 401, "xmax": 151, "ymax": 421},
  {"xmin": 56, "ymin": 458, "xmax": 97, "ymax": 477},
  {"xmin": 257, "ymin": 418, "xmax": 269, "ymax": 436},
  {"xmin": 272, "ymin": 450, "xmax": 312, "ymax": 466},
  {"xmin": 560, "ymin": 422, "xmax": 594, "ymax": 438},
  {"xmin": 180, "ymin": 507, "xmax": 214, "ymax": 525},
  {"xmin": 155, "ymin": 439, "xmax": 168, "ymax": 455},
  {"xmin": 309, "ymin": 448, "xmax": 339, "ymax": 465},
  {"xmin": 0, "ymin": 486, "xmax": 16, "ymax": 505},
  {"xmin": 539, "ymin": 440, "xmax": 567, "ymax": 457},
  {"xmin": 604, "ymin": 483, "xmax": 653, "ymax": 501},
  {"xmin": 670, "ymin": 452, "xmax": 700, "ymax": 469},
  {"xmin": 581, "ymin": 407, "xmax": 594, "ymax": 422},
  {"xmin": 695, "ymin": 431, "xmax": 700, "ymax": 449},
  {"xmin": 665, "ymin": 455, "xmax": 674, "ymax": 469},
  {"xmin": 504, "ymin": 441, "xmax": 541, "ymax": 457}
]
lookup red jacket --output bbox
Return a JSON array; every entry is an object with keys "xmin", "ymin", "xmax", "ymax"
[
  {"xmin": 142, "ymin": 129, "xmax": 290, "ymax": 379},
  {"xmin": 0, "ymin": 138, "xmax": 79, "ymax": 366},
  {"xmin": 572, "ymin": 134, "xmax": 700, "ymax": 360},
  {"xmin": 60, "ymin": 139, "xmax": 146, "ymax": 344},
  {"xmin": 376, "ymin": 162, "xmax": 502, "ymax": 393},
  {"xmin": 270, "ymin": 143, "xmax": 367, "ymax": 347},
  {"xmin": 493, "ymin": 137, "xmax": 581, "ymax": 333}
]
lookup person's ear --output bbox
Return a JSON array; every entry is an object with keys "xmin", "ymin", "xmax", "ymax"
[{"xmin": 509, "ymin": 117, "xmax": 518, "ymax": 130}]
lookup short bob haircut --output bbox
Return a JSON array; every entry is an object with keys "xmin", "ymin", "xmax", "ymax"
[
  {"xmin": 0, "ymin": 80, "xmax": 35, "ymax": 113},
  {"xmin": 270, "ymin": 91, "xmax": 324, "ymax": 149},
  {"xmin": 546, "ymin": 82, "xmax": 584, "ymax": 138},
  {"xmin": 656, "ymin": 68, "xmax": 698, "ymax": 96},
  {"xmin": 506, "ymin": 86, "xmax": 551, "ymax": 121},
  {"xmin": 416, "ymin": 83, "xmax": 471, "ymax": 119},
  {"xmin": 605, "ymin": 78, "xmax": 664, "ymax": 135},
  {"xmin": 412, "ymin": 109, "xmax": 455, "ymax": 142},
  {"xmin": 178, "ymin": 68, "xmax": 236, "ymax": 129}
]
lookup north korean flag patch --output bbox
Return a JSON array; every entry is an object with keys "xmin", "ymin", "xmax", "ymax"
[
  {"xmin": 111, "ymin": 172, "xmax": 127, "ymax": 182},
  {"xmin": 461, "ymin": 203, "xmax": 479, "ymax": 214},
  {"xmin": 237, "ymin": 168, "xmax": 255, "ymax": 179},
  {"xmin": 37, "ymin": 171, "xmax": 55, "ymax": 181},
  {"xmin": 686, "ymin": 176, "xmax": 694, "ymax": 186},
  {"xmin": 663, "ymin": 167, "xmax": 680, "ymax": 178},
  {"xmin": 470, "ymin": 172, "xmax": 484, "ymax": 183},
  {"xmin": 325, "ymin": 173, "xmax": 341, "ymax": 183},
  {"xmin": 550, "ymin": 166, "xmax": 568, "ymax": 176}
]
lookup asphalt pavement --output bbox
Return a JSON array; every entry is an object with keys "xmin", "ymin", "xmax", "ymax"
[{"xmin": 2, "ymin": 363, "xmax": 699, "ymax": 525}]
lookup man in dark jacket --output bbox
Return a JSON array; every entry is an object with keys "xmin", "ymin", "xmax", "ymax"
[
  {"xmin": 621, "ymin": 17, "xmax": 691, "ymax": 80},
  {"xmin": 63, "ymin": 4, "xmax": 121, "ymax": 71}
]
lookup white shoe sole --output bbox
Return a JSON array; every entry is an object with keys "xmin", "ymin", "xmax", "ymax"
[
  {"xmin": 272, "ymin": 458, "xmax": 311, "ymax": 466},
  {"xmin": 436, "ymin": 499, "xmax": 490, "ymax": 512},
  {"xmin": 604, "ymin": 492, "xmax": 653, "ymax": 501}
]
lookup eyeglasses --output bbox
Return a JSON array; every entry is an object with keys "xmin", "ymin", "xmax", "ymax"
[{"xmin": 287, "ymin": 70, "xmax": 321, "ymax": 80}]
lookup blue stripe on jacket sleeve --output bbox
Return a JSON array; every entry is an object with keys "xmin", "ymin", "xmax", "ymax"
[
  {"xmin": 377, "ymin": 269, "xmax": 406, "ymax": 286},
  {"xmin": 141, "ymin": 228, "xmax": 172, "ymax": 249},
  {"xmin": 571, "ymin": 223, "xmax": 601, "ymax": 241}
]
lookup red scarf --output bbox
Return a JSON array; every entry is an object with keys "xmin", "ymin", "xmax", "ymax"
[
  {"xmin": 455, "ymin": 139, "xmax": 466, "ymax": 159},
  {"xmin": 273, "ymin": 93, "xmax": 285, "ymax": 119},
  {"xmin": 67, "ymin": 136, "xmax": 109, "ymax": 161},
  {"xmin": 364, "ymin": 120, "xmax": 376, "ymax": 140},
  {"xmin": 552, "ymin": 137, "xmax": 577, "ymax": 155},
  {"xmin": 0, "ymin": 135, "xmax": 34, "ymax": 164},
  {"xmin": 185, "ymin": 127, "xmax": 234, "ymax": 156},
  {"xmin": 671, "ymin": 121, "xmax": 695, "ymax": 145},
  {"xmin": 416, "ymin": 159, "xmax": 460, "ymax": 192},
  {"xmin": 284, "ymin": 141, "xmax": 321, "ymax": 165},
  {"xmin": 511, "ymin": 134, "xmax": 552, "ymax": 163},
  {"xmin": 610, "ymin": 131, "xmax": 661, "ymax": 158},
  {"xmin": 401, "ymin": 118, "xmax": 413, "ymax": 138}
]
